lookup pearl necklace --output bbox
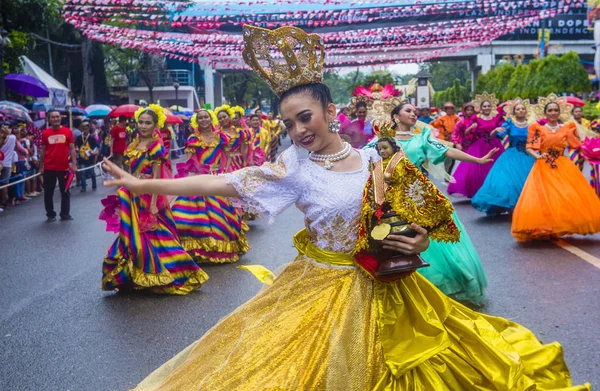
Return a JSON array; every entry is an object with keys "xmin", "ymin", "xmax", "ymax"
[
  {"xmin": 309, "ymin": 142, "xmax": 352, "ymax": 170},
  {"xmin": 546, "ymin": 123, "xmax": 561, "ymax": 132},
  {"xmin": 513, "ymin": 119, "xmax": 528, "ymax": 127},
  {"xmin": 395, "ymin": 129, "xmax": 416, "ymax": 137}
]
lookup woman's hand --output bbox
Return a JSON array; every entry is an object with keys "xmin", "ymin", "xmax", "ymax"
[
  {"xmin": 490, "ymin": 127, "xmax": 503, "ymax": 137},
  {"xmin": 381, "ymin": 224, "xmax": 430, "ymax": 255},
  {"xmin": 150, "ymin": 203, "xmax": 159, "ymax": 215},
  {"xmin": 103, "ymin": 158, "xmax": 141, "ymax": 192},
  {"xmin": 464, "ymin": 123, "xmax": 477, "ymax": 136},
  {"xmin": 477, "ymin": 148, "xmax": 499, "ymax": 164}
]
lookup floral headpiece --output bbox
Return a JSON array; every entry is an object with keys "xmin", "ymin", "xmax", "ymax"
[
  {"xmin": 214, "ymin": 104, "xmax": 235, "ymax": 119},
  {"xmin": 134, "ymin": 104, "xmax": 166, "ymax": 129},
  {"xmin": 473, "ymin": 92, "xmax": 499, "ymax": 116},
  {"xmin": 242, "ymin": 25, "xmax": 324, "ymax": 97},
  {"xmin": 190, "ymin": 109, "xmax": 218, "ymax": 130},
  {"xmin": 534, "ymin": 93, "xmax": 573, "ymax": 122},
  {"xmin": 232, "ymin": 106, "xmax": 245, "ymax": 117},
  {"xmin": 503, "ymin": 97, "xmax": 534, "ymax": 121}
]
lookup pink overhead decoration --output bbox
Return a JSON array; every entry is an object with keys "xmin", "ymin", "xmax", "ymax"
[{"xmin": 61, "ymin": 0, "xmax": 585, "ymax": 68}]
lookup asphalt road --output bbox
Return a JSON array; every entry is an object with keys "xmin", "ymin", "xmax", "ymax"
[{"xmin": 1, "ymin": 153, "xmax": 599, "ymax": 390}]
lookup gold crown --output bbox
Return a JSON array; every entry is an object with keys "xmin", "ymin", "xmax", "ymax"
[
  {"xmin": 372, "ymin": 120, "xmax": 396, "ymax": 139},
  {"xmin": 242, "ymin": 25, "xmax": 325, "ymax": 97},
  {"xmin": 534, "ymin": 93, "xmax": 574, "ymax": 122},
  {"xmin": 473, "ymin": 92, "xmax": 499, "ymax": 116}
]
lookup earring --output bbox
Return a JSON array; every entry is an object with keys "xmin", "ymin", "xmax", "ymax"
[
  {"xmin": 394, "ymin": 117, "xmax": 400, "ymax": 125},
  {"xmin": 329, "ymin": 119, "xmax": 341, "ymax": 133}
]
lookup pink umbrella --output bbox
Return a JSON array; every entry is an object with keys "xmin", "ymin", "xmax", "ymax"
[{"xmin": 566, "ymin": 96, "xmax": 585, "ymax": 107}]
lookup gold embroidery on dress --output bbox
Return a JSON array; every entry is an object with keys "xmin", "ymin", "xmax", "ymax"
[
  {"xmin": 309, "ymin": 214, "xmax": 360, "ymax": 252},
  {"xmin": 236, "ymin": 159, "xmax": 287, "ymax": 194}
]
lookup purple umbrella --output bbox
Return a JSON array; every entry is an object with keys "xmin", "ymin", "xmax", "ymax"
[{"xmin": 4, "ymin": 74, "xmax": 49, "ymax": 98}]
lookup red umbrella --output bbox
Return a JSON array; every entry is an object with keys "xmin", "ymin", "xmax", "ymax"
[
  {"xmin": 163, "ymin": 108, "xmax": 183, "ymax": 124},
  {"xmin": 109, "ymin": 104, "xmax": 141, "ymax": 118},
  {"xmin": 566, "ymin": 96, "xmax": 585, "ymax": 107}
]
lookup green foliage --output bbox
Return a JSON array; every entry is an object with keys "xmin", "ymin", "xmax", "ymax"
[
  {"xmin": 352, "ymin": 70, "xmax": 395, "ymax": 91},
  {"xmin": 583, "ymin": 100, "xmax": 599, "ymax": 121},
  {"xmin": 323, "ymin": 71, "xmax": 355, "ymax": 105},
  {"xmin": 3, "ymin": 31, "xmax": 29, "ymax": 74},
  {"xmin": 420, "ymin": 61, "xmax": 470, "ymax": 91},
  {"xmin": 432, "ymin": 78, "xmax": 471, "ymax": 108},
  {"xmin": 475, "ymin": 52, "xmax": 591, "ymax": 101},
  {"xmin": 223, "ymin": 72, "xmax": 276, "ymax": 109}
]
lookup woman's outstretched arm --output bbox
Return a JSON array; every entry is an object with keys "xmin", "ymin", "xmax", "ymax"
[{"xmin": 103, "ymin": 158, "xmax": 238, "ymax": 198}]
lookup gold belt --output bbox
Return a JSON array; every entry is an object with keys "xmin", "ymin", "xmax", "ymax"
[{"xmin": 293, "ymin": 229, "xmax": 355, "ymax": 267}]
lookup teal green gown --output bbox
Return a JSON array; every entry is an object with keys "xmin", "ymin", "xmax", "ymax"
[{"xmin": 366, "ymin": 128, "xmax": 488, "ymax": 306}]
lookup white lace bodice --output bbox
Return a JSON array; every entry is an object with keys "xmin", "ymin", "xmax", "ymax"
[{"xmin": 223, "ymin": 146, "xmax": 380, "ymax": 254}]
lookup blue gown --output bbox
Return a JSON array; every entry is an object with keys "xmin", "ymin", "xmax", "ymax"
[
  {"xmin": 472, "ymin": 119, "xmax": 536, "ymax": 216},
  {"xmin": 366, "ymin": 128, "xmax": 488, "ymax": 306}
]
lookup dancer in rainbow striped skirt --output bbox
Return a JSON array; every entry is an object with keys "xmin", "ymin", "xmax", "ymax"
[
  {"xmin": 101, "ymin": 105, "xmax": 208, "ymax": 294},
  {"xmin": 171, "ymin": 109, "xmax": 250, "ymax": 263}
]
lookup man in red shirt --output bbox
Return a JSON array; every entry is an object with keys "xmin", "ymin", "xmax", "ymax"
[
  {"xmin": 110, "ymin": 116, "xmax": 128, "ymax": 169},
  {"xmin": 40, "ymin": 110, "xmax": 77, "ymax": 221}
]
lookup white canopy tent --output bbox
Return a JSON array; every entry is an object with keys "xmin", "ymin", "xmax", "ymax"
[{"xmin": 19, "ymin": 56, "xmax": 70, "ymax": 109}]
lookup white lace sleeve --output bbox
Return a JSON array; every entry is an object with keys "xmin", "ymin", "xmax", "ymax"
[{"xmin": 222, "ymin": 147, "xmax": 300, "ymax": 220}]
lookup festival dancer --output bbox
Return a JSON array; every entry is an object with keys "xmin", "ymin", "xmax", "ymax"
[
  {"xmin": 231, "ymin": 105, "xmax": 246, "ymax": 129},
  {"xmin": 430, "ymin": 102, "xmax": 460, "ymax": 174},
  {"xmin": 512, "ymin": 94, "xmax": 600, "ymax": 242},
  {"xmin": 171, "ymin": 109, "xmax": 250, "ymax": 263},
  {"xmin": 216, "ymin": 104, "xmax": 249, "ymax": 170},
  {"xmin": 104, "ymin": 26, "xmax": 590, "ymax": 391},
  {"xmin": 472, "ymin": 98, "xmax": 536, "ymax": 216},
  {"xmin": 366, "ymin": 102, "xmax": 496, "ymax": 305},
  {"xmin": 248, "ymin": 114, "xmax": 270, "ymax": 166},
  {"xmin": 101, "ymin": 105, "xmax": 208, "ymax": 294},
  {"xmin": 264, "ymin": 111, "xmax": 281, "ymax": 162},
  {"xmin": 447, "ymin": 93, "xmax": 505, "ymax": 198}
]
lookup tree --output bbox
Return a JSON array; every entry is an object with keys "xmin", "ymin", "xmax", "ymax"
[
  {"xmin": 433, "ymin": 78, "xmax": 470, "ymax": 108},
  {"xmin": 352, "ymin": 70, "xmax": 395, "ymax": 91},
  {"xmin": 507, "ymin": 64, "xmax": 529, "ymax": 99},
  {"xmin": 492, "ymin": 63, "xmax": 515, "ymax": 101},
  {"xmin": 323, "ymin": 71, "xmax": 356, "ymax": 105},
  {"xmin": 420, "ymin": 61, "xmax": 470, "ymax": 91},
  {"xmin": 560, "ymin": 52, "xmax": 592, "ymax": 94},
  {"xmin": 223, "ymin": 72, "xmax": 276, "ymax": 110}
]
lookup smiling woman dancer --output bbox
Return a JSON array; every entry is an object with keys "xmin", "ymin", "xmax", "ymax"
[
  {"xmin": 103, "ymin": 26, "xmax": 589, "ymax": 391},
  {"xmin": 101, "ymin": 104, "xmax": 208, "ymax": 295}
]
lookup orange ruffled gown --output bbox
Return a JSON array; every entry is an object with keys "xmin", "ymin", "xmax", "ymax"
[{"xmin": 512, "ymin": 122, "xmax": 600, "ymax": 241}]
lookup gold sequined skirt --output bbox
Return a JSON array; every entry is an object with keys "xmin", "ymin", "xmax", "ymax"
[{"xmin": 131, "ymin": 244, "xmax": 589, "ymax": 391}]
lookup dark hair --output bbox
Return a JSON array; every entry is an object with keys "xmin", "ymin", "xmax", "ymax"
[
  {"xmin": 390, "ymin": 102, "xmax": 412, "ymax": 123},
  {"xmin": 544, "ymin": 101, "xmax": 560, "ymax": 113},
  {"xmin": 249, "ymin": 114, "xmax": 260, "ymax": 121},
  {"xmin": 376, "ymin": 137, "xmax": 401, "ymax": 155},
  {"xmin": 118, "ymin": 115, "xmax": 127, "ymax": 123},
  {"xmin": 138, "ymin": 109, "xmax": 159, "ymax": 125},
  {"xmin": 279, "ymin": 83, "xmax": 333, "ymax": 112},
  {"xmin": 572, "ymin": 106, "xmax": 582, "ymax": 113},
  {"xmin": 47, "ymin": 109, "xmax": 60, "ymax": 117},
  {"xmin": 355, "ymin": 101, "xmax": 367, "ymax": 110},
  {"xmin": 217, "ymin": 109, "xmax": 231, "ymax": 118},
  {"xmin": 73, "ymin": 118, "xmax": 82, "ymax": 128}
]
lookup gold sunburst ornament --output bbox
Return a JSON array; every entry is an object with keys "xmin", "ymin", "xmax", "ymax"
[
  {"xmin": 502, "ymin": 98, "xmax": 534, "ymax": 122},
  {"xmin": 534, "ymin": 93, "xmax": 574, "ymax": 122},
  {"xmin": 242, "ymin": 25, "xmax": 325, "ymax": 97},
  {"xmin": 134, "ymin": 104, "xmax": 167, "ymax": 129},
  {"xmin": 473, "ymin": 92, "xmax": 499, "ymax": 116}
]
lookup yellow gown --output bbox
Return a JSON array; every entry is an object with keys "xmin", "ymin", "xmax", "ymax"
[{"xmin": 132, "ymin": 147, "xmax": 589, "ymax": 391}]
